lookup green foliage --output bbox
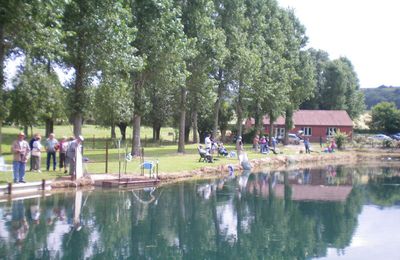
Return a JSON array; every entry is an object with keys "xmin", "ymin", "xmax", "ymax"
[
  {"xmin": 1, "ymin": 0, "xmax": 365, "ymax": 153},
  {"xmin": 62, "ymin": 0, "xmax": 139, "ymax": 135},
  {"xmin": 334, "ymin": 130, "xmax": 348, "ymax": 149},
  {"xmin": 368, "ymin": 102, "xmax": 400, "ymax": 134},
  {"xmin": 301, "ymin": 53, "xmax": 365, "ymax": 119},
  {"xmin": 93, "ymin": 74, "xmax": 132, "ymax": 129},
  {"xmin": 8, "ymin": 63, "xmax": 65, "ymax": 128},
  {"xmin": 362, "ymin": 85, "xmax": 400, "ymax": 109}
]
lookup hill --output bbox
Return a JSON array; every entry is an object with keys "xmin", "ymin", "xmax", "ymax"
[{"xmin": 362, "ymin": 85, "xmax": 400, "ymax": 109}]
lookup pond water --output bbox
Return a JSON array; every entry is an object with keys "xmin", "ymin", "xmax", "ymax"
[{"xmin": 0, "ymin": 163, "xmax": 400, "ymax": 259}]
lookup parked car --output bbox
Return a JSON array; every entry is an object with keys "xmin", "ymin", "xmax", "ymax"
[
  {"xmin": 368, "ymin": 134, "xmax": 392, "ymax": 141},
  {"xmin": 390, "ymin": 134, "xmax": 400, "ymax": 141},
  {"xmin": 278, "ymin": 133, "xmax": 301, "ymax": 145}
]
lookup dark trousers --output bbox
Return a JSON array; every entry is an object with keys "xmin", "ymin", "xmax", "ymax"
[
  {"xmin": 59, "ymin": 153, "xmax": 66, "ymax": 168},
  {"xmin": 46, "ymin": 151, "xmax": 57, "ymax": 171}
]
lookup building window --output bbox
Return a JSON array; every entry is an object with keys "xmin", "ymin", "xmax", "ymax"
[
  {"xmin": 274, "ymin": 127, "xmax": 285, "ymax": 137},
  {"xmin": 301, "ymin": 127, "xmax": 312, "ymax": 136},
  {"xmin": 326, "ymin": 127, "xmax": 337, "ymax": 136}
]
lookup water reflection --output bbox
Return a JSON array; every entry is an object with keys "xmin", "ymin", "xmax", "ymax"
[{"xmin": 0, "ymin": 164, "xmax": 399, "ymax": 259}]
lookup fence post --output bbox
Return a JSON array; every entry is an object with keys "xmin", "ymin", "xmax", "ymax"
[
  {"xmin": 105, "ymin": 139, "xmax": 109, "ymax": 173},
  {"xmin": 7, "ymin": 183, "xmax": 12, "ymax": 194}
]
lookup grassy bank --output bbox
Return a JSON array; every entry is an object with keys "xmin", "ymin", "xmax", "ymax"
[{"xmin": 0, "ymin": 125, "xmax": 327, "ymax": 184}]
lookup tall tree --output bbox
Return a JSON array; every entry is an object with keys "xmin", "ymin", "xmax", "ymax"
[
  {"xmin": 94, "ymin": 74, "xmax": 132, "ymax": 140},
  {"xmin": 0, "ymin": 0, "xmax": 64, "ymax": 153},
  {"xmin": 180, "ymin": 0, "xmax": 226, "ymax": 145},
  {"xmin": 216, "ymin": 0, "xmax": 258, "ymax": 137},
  {"xmin": 244, "ymin": 0, "xmax": 289, "ymax": 137},
  {"xmin": 131, "ymin": 0, "xmax": 187, "ymax": 155},
  {"xmin": 179, "ymin": 0, "xmax": 227, "ymax": 145},
  {"xmin": 9, "ymin": 63, "xmax": 64, "ymax": 135},
  {"xmin": 62, "ymin": 0, "xmax": 137, "ymax": 137},
  {"xmin": 279, "ymin": 9, "xmax": 315, "ymax": 144},
  {"xmin": 301, "ymin": 48, "xmax": 329, "ymax": 109}
]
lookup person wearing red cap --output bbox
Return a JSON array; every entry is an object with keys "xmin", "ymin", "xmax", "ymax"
[{"xmin": 11, "ymin": 132, "xmax": 31, "ymax": 183}]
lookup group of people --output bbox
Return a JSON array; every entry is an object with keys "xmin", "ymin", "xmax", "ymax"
[
  {"xmin": 204, "ymin": 134, "xmax": 228, "ymax": 157},
  {"xmin": 252, "ymin": 135, "xmax": 278, "ymax": 154},
  {"xmin": 11, "ymin": 132, "xmax": 84, "ymax": 184}
]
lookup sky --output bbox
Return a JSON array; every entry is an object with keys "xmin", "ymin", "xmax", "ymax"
[{"xmin": 277, "ymin": 0, "xmax": 400, "ymax": 88}]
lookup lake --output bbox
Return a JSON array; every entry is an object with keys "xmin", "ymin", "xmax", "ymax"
[{"xmin": 0, "ymin": 163, "xmax": 400, "ymax": 259}]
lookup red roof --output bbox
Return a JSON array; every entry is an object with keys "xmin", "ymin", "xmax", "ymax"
[
  {"xmin": 274, "ymin": 184, "xmax": 353, "ymax": 201},
  {"xmin": 259, "ymin": 110, "xmax": 353, "ymax": 127}
]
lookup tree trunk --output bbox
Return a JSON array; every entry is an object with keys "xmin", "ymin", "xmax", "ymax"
[
  {"xmin": 220, "ymin": 129, "xmax": 226, "ymax": 143},
  {"xmin": 23, "ymin": 125, "xmax": 28, "ymax": 136},
  {"xmin": 118, "ymin": 122, "xmax": 127, "ymax": 141},
  {"xmin": 73, "ymin": 61, "xmax": 84, "ymax": 137},
  {"xmin": 0, "ymin": 121, "xmax": 2, "ymax": 155},
  {"xmin": 45, "ymin": 119, "xmax": 54, "ymax": 137},
  {"xmin": 184, "ymin": 125, "xmax": 190, "ymax": 144},
  {"xmin": 0, "ymin": 24, "xmax": 4, "ymax": 89},
  {"xmin": 110, "ymin": 124, "xmax": 116, "ymax": 139},
  {"xmin": 236, "ymin": 85, "xmax": 243, "ymax": 137},
  {"xmin": 0, "ymin": 25, "xmax": 5, "ymax": 155},
  {"xmin": 178, "ymin": 87, "xmax": 187, "ymax": 153},
  {"xmin": 156, "ymin": 126, "xmax": 161, "ymax": 142},
  {"xmin": 152, "ymin": 123, "xmax": 161, "ymax": 142},
  {"xmin": 254, "ymin": 99, "xmax": 263, "ymax": 134},
  {"xmin": 212, "ymin": 68, "xmax": 224, "ymax": 138},
  {"xmin": 284, "ymin": 107, "xmax": 294, "ymax": 145},
  {"xmin": 132, "ymin": 114, "xmax": 141, "ymax": 156},
  {"xmin": 73, "ymin": 113, "xmax": 83, "ymax": 138},
  {"xmin": 192, "ymin": 110, "xmax": 198, "ymax": 144},
  {"xmin": 268, "ymin": 112, "xmax": 276, "ymax": 146}
]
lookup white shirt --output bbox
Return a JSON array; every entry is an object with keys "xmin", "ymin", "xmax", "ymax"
[{"xmin": 205, "ymin": 137, "xmax": 211, "ymax": 149}]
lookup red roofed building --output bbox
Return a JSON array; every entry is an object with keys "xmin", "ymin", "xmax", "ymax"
[{"xmin": 246, "ymin": 110, "xmax": 353, "ymax": 142}]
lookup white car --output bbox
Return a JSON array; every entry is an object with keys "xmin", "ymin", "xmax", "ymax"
[
  {"xmin": 278, "ymin": 133, "xmax": 301, "ymax": 145},
  {"xmin": 368, "ymin": 134, "xmax": 392, "ymax": 141}
]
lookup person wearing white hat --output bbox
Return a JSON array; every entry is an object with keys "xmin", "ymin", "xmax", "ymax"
[{"xmin": 11, "ymin": 132, "xmax": 30, "ymax": 183}]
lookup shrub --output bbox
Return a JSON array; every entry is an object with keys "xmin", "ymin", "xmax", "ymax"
[
  {"xmin": 382, "ymin": 139, "xmax": 394, "ymax": 148},
  {"xmin": 334, "ymin": 130, "xmax": 348, "ymax": 149}
]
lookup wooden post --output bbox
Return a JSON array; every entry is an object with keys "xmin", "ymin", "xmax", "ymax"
[
  {"xmin": 7, "ymin": 183, "xmax": 12, "ymax": 194},
  {"xmin": 105, "ymin": 139, "xmax": 109, "ymax": 173},
  {"xmin": 156, "ymin": 160, "xmax": 159, "ymax": 179},
  {"xmin": 140, "ymin": 147, "xmax": 144, "ymax": 176},
  {"xmin": 41, "ymin": 179, "xmax": 46, "ymax": 190}
]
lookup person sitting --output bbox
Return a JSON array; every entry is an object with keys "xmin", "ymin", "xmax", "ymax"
[
  {"xmin": 198, "ymin": 145, "xmax": 213, "ymax": 163},
  {"xmin": 218, "ymin": 143, "xmax": 228, "ymax": 156}
]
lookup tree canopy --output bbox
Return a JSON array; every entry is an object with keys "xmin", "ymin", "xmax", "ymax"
[{"xmin": 1, "ymin": 0, "xmax": 366, "ymax": 153}]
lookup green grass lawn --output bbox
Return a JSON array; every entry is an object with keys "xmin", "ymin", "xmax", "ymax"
[{"xmin": 0, "ymin": 125, "xmax": 324, "ymax": 184}]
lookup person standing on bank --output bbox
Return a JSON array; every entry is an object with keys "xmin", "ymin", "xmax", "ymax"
[
  {"xmin": 66, "ymin": 135, "xmax": 84, "ymax": 178},
  {"xmin": 59, "ymin": 136, "xmax": 68, "ymax": 174},
  {"xmin": 11, "ymin": 132, "xmax": 31, "ymax": 183},
  {"xmin": 28, "ymin": 133, "xmax": 39, "ymax": 171},
  {"xmin": 204, "ymin": 133, "xmax": 212, "ymax": 153},
  {"xmin": 31, "ymin": 135, "xmax": 42, "ymax": 172},
  {"xmin": 45, "ymin": 133, "xmax": 59, "ymax": 171},
  {"xmin": 236, "ymin": 136, "xmax": 244, "ymax": 157},
  {"xmin": 304, "ymin": 137, "xmax": 311, "ymax": 154}
]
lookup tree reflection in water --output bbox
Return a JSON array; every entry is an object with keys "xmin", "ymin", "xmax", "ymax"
[{"xmin": 0, "ymin": 164, "xmax": 399, "ymax": 259}]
